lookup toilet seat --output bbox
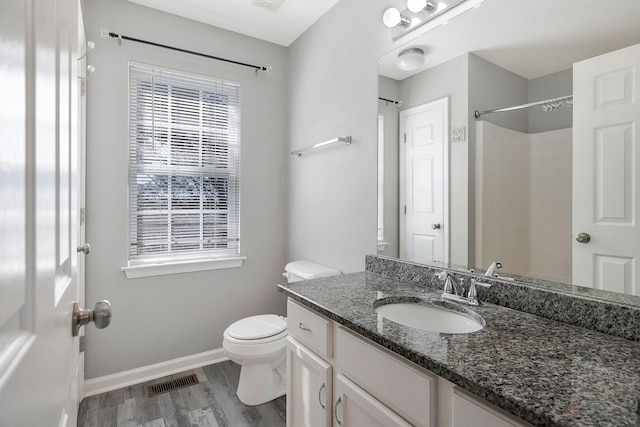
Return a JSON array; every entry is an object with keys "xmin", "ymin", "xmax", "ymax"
[{"xmin": 224, "ymin": 315, "xmax": 287, "ymax": 344}]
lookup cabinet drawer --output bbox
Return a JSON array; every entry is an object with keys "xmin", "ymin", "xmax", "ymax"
[
  {"xmin": 287, "ymin": 299, "xmax": 332, "ymax": 358},
  {"xmin": 336, "ymin": 327, "xmax": 436, "ymax": 427}
]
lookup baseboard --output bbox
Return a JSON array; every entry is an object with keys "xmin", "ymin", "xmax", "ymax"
[{"xmin": 83, "ymin": 348, "xmax": 229, "ymax": 398}]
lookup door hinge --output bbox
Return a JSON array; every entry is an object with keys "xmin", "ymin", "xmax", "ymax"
[
  {"xmin": 404, "ymin": 205, "xmax": 407, "ymax": 215},
  {"xmin": 79, "ymin": 335, "xmax": 85, "ymax": 353},
  {"xmin": 81, "ymin": 79, "xmax": 87, "ymax": 97},
  {"xmin": 404, "ymin": 133, "xmax": 407, "ymax": 143},
  {"xmin": 80, "ymin": 207, "xmax": 85, "ymax": 226}
]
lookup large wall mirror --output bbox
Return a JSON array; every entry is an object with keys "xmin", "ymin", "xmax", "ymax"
[{"xmin": 377, "ymin": 0, "xmax": 640, "ymax": 299}]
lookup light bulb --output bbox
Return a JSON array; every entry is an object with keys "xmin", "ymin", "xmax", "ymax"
[
  {"xmin": 382, "ymin": 7, "xmax": 402, "ymax": 27},
  {"xmin": 407, "ymin": 0, "xmax": 427, "ymax": 13}
]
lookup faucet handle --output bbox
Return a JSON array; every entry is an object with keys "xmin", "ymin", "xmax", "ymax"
[
  {"xmin": 467, "ymin": 279, "xmax": 492, "ymax": 304},
  {"xmin": 471, "ymin": 279, "xmax": 492, "ymax": 288}
]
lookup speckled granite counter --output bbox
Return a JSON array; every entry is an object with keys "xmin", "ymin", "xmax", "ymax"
[{"xmin": 277, "ymin": 271, "xmax": 640, "ymax": 427}]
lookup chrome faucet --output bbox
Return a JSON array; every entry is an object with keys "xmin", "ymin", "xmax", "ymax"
[
  {"xmin": 484, "ymin": 261, "xmax": 502, "ymax": 277},
  {"xmin": 437, "ymin": 271, "xmax": 463, "ymax": 296},
  {"xmin": 438, "ymin": 271, "xmax": 491, "ymax": 306}
]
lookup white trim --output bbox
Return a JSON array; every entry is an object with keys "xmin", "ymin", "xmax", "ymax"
[
  {"xmin": 83, "ymin": 348, "xmax": 229, "ymax": 397},
  {"xmin": 121, "ymin": 256, "xmax": 246, "ymax": 279}
]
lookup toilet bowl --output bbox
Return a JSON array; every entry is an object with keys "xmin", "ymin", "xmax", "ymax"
[
  {"xmin": 223, "ymin": 315, "xmax": 288, "ymax": 406},
  {"xmin": 222, "ymin": 260, "xmax": 341, "ymax": 406}
]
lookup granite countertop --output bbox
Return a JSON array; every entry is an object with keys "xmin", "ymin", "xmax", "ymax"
[{"xmin": 277, "ymin": 271, "xmax": 640, "ymax": 427}]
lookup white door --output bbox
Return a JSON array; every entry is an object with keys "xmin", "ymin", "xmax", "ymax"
[
  {"xmin": 573, "ymin": 43, "xmax": 640, "ymax": 295},
  {"xmin": 334, "ymin": 374, "xmax": 412, "ymax": 427},
  {"xmin": 399, "ymin": 98, "xmax": 449, "ymax": 264},
  {"xmin": 286, "ymin": 337, "xmax": 332, "ymax": 427},
  {"xmin": 0, "ymin": 0, "xmax": 83, "ymax": 425},
  {"xmin": 76, "ymin": 0, "xmax": 89, "ymax": 400}
]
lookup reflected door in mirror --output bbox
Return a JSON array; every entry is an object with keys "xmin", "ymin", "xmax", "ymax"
[
  {"xmin": 573, "ymin": 43, "xmax": 640, "ymax": 295},
  {"xmin": 400, "ymin": 98, "xmax": 448, "ymax": 264}
]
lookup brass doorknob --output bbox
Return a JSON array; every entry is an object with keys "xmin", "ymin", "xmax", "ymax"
[{"xmin": 576, "ymin": 233, "xmax": 591, "ymax": 243}]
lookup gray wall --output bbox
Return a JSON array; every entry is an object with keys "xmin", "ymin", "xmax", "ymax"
[
  {"xmin": 83, "ymin": 0, "xmax": 289, "ymax": 378},
  {"xmin": 528, "ymin": 68, "xmax": 572, "ymax": 133},
  {"xmin": 398, "ymin": 54, "xmax": 470, "ymax": 266},
  {"xmin": 286, "ymin": 0, "xmax": 380, "ymax": 273},
  {"xmin": 468, "ymin": 54, "xmax": 529, "ymax": 133}
]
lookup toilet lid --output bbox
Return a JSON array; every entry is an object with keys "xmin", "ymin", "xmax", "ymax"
[{"xmin": 226, "ymin": 315, "xmax": 287, "ymax": 340}]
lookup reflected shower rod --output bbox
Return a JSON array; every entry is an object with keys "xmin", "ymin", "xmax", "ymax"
[{"xmin": 474, "ymin": 95, "xmax": 573, "ymax": 118}]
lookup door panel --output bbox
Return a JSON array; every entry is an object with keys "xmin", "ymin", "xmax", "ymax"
[
  {"xmin": 573, "ymin": 43, "xmax": 640, "ymax": 294},
  {"xmin": 0, "ymin": 0, "xmax": 82, "ymax": 426}
]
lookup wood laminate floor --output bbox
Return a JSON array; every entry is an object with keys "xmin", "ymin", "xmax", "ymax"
[{"xmin": 77, "ymin": 361, "xmax": 286, "ymax": 427}]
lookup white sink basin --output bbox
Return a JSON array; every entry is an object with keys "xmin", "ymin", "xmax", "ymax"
[{"xmin": 375, "ymin": 303, "xmax": 484, "ymax": 334}]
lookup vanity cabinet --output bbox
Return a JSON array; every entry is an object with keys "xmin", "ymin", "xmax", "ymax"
[
  {"xmin": 287, "ymin": 299, "xmax": 432, "ymax": 427},
  {"xmin": 286, "ymin": 298, "xmax": 530, "ymax": 427}
]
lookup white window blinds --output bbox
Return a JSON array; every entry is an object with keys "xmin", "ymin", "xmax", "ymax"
[{"xmin": 128, "ymin": 63, "xmax": 240, "ymax": 264}]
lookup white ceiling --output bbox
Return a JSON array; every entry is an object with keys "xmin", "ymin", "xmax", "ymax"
[
  {"xmin": 126, "ymin": 0, "xmax": 342, "ymax": 47},
  {"xmin": 126, "ymin": 0, "xmax": 640, "ymax": 80},
  {"xmin": 379, "ymin": 0, "xmax": 640, "ymax": 80}
]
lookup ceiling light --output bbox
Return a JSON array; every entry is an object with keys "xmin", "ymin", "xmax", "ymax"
[
  {"xmin": 396, "ymin": 47, "xmax": 425, "ymax": 71},
  {"xmin": 382, "ymin": 7, "xmax": 411, "ymax": 28}
]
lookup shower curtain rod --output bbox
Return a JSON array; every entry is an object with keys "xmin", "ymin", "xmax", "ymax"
[
  {"xmin": 105, "ymin": 30, "xmax": 270, "ymax": 73},
  {"xmin": 474, "ymin": 95, "xmax": 573, "ymax": 118},
  {"xmin": 378, "ymin": 97, "xmax": 402, "ymax": 106}
]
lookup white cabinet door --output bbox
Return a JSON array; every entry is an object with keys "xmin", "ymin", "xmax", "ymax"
[
  {"xmin": 334, "ymin": 374, "xmax": 412, "ymax": 427},
  {"xmin": 287, "ymin": 337, "xmax": 333, "ymax": 427},
  {"xmin": 452, "ymin": 388, "xmax": 531, "ymax": 427}
]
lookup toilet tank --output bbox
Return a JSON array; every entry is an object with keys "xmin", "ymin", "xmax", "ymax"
[{"xmin": 283, "ymin": 260, "xmax": 341, "ymax": 283}]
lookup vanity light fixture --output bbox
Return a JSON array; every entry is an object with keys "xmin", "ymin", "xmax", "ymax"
[
  {"xmin": 382, "ymin": 0, "xmax": 484, "ymax": 41},
  {"xmin": 396, "ymin": 47, "xmax": 425, "ymax": 71},
  {"xmin": 382, "ymin": 7, "xmax": 411, "ymax": 28}
]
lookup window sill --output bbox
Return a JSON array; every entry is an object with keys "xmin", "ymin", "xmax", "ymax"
[{"xmin": 121, "ymin": 256, "xmax": 246, "ymax": 279}]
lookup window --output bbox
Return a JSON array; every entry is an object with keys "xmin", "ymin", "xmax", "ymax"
[
  {"xmin": 123, "ymin": 63, "xmax": 242, "ymax": 277},
  {"xmin": 377, "ymin": 113, "xmax": 385, "ymax": 243}
]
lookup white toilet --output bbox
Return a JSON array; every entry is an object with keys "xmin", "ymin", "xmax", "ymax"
[{"xmin": 222, "ymin": 260, "xmax": 341, "ymax": 406}]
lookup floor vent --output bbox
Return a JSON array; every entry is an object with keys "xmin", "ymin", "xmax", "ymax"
[{"xmin": 147, "ymin": 374, "xmax": 199, "ymax": 397}]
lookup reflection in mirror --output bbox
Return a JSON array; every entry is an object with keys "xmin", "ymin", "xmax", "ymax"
[{"xmin": 377, "ymin": 0, "xmax": 640, "ymax": 298}]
